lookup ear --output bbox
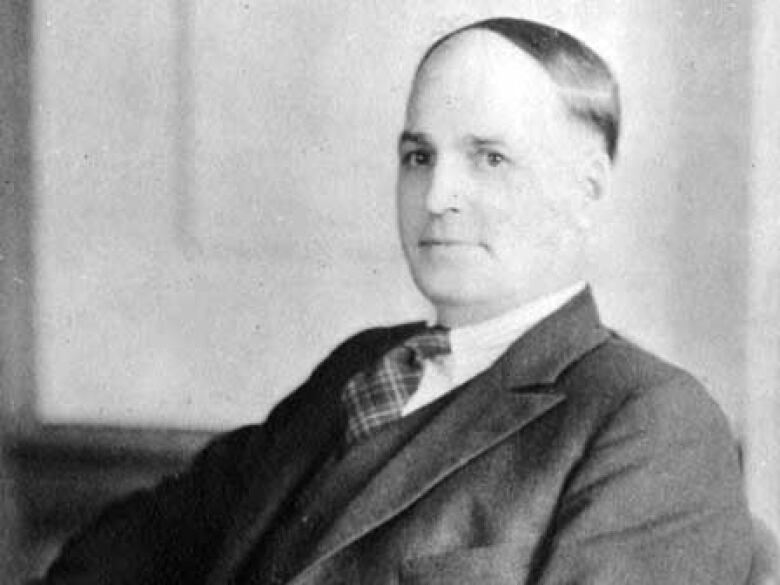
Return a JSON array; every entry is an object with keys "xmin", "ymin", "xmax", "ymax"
[
  {"xmin": 571, "ymin": 148, "xmax": 611, "ymax": 231},
  {"xmin": 579, "ymin": 148, "xmax": 611, "ymax": 202}
]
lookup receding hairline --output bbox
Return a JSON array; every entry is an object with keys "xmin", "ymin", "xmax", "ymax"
[{"xmin": 411, "ymin": 18, "xmax": 621, "ymax": 162}]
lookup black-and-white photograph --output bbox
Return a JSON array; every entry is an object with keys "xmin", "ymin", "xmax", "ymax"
[{"xmin": 1, "ymin": 1, "xmax": 778, "ymax": 583}]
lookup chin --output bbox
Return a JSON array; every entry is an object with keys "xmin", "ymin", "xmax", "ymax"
[{"xmin": 411, "ymin": 269, "xmax": 490, "ymax": 309}]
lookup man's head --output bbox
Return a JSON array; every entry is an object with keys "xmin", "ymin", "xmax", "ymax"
[{"xmin": 397, "ymin": 18, "xmax": 620, "ymax": 326}]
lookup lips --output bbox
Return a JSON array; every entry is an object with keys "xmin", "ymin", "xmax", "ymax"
[
  {"xmin": 419, "ymin": 238, "xmax": 487, "ymax": 250},
  {"xmin": 421, "ymin": 238, "xmax": 468, "ymax": 246}
]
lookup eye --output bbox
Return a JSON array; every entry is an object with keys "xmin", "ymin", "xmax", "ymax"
[
  {"xmin": 479, "ymin": 150, "xmax": 507, "ymax": 168},
  {"xmin": 401, "ymin": 149, "xmax": 434, "ymax": 168}
]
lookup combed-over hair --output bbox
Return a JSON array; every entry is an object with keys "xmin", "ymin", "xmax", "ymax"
[{"xmin": 417, "ymin": 18, "xmax": 621, "ymax": 161}]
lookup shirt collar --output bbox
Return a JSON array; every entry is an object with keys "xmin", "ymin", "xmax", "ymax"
[
  {"xmin": 436, "ymin": 282, "xmax": 588, "ymax": 387},
  {"xmin": 450, "ymin": 282, "xmax": 587, "ymax": 354}
]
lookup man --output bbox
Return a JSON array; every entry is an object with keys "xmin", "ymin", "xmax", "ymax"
[{"xmin": 39, "ymin": 17, "xmax": 752, "ymax": 584}]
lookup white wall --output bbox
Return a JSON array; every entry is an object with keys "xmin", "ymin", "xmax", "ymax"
[
  {"xmin": 33, "ymin": 1, "xmax": 754, "ymax": 437},
  {"xmin": 746, "ymin": 0, "xmax": 780, "ymax": 538}
]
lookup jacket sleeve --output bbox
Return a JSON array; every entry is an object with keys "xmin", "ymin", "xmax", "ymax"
[
  {"xmin": 35, "ymin": 423, "xmax": 265, "ymax": 585},
  {"xmin": 531, "ymin": 374, "xmax": 753, "ymax": 585},
  {"xmin": 33, "ymin": 325, "xmax": 396, "ymax": 585}
]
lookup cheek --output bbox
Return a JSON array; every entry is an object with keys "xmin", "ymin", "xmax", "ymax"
[
  {"xmin": 480, "ymin": 188, "xmax": 572, "ymax": 255},
  {"xmin": 397, "ymin": 190, "xmax": 426, "ymax": 244},
  {"xmin": 471, "ymin": 177, "xmax": 538, "ymax": 232}
]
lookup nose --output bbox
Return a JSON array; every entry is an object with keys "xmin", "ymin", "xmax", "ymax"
[{"xmin": 424, "ymin": 160, "xmax": 462, "ymax": 215}]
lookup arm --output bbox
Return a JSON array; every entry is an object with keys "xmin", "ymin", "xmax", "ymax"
[
  {"xmin": 532, "ymin": 376, "xmax": 753, "ymax": 584},
  {"xmin": 37, "ymin": 424, "xmax": 261, "ymax": 584},
  {"xmin": 35, "ymin": 325, "xmax": 400, "ymax": 584}
]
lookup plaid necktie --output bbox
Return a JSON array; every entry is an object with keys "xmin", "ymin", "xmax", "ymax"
[{"xmin": 342, "ymin": 327, "xmax": 451, "ymax": 446}]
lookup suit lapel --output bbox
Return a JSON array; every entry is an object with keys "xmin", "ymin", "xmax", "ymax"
[
  {"xmin": 206, "ymin": 323, "xmax": 423, "ymax": 585},
  {"xmin": 291, "ymin": 288, "xmax": 609, "ymax": 584},
  {"xmin": 205, "ymin": 395, "xmax": 339, "ymax": 585},
  {"xmin": 291, "ymin": 372, "xmax": 565, "ymax": 584}
]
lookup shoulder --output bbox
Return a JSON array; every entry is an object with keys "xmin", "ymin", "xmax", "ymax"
[
  {"xmin": 296, "ymin": 321, "xmax": 425, "ymax": 391},
  {"xmin": 537, "ymin": 332, "xmax": 751, "ymax": 584},
  {"xmin": 573, "ymin": 331, "xmax": 703, "ymax": 395},
  {"xmin": 318, "ymin": 322, "xmax": 426, "ymax": 369},
  {"xmin": 199, "ymin": 322, "xmax": 425, "ymax": 461},
  {"xmin": 559, "ymin": 330, "xmax": 737, "ymax": 461}
]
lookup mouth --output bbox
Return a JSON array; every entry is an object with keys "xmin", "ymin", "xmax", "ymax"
[{"xmin": 419, "ymin": 238, "xmax": 487, "ymax": 250}]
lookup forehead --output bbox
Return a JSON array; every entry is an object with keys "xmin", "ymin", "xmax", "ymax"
[{"xmin": 406, "ymin": 30, "xmax": 566, "ymax": 136}]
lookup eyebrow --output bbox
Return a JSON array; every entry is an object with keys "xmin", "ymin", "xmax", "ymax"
[
  {"xmin": 397, "ymin": 132, "xmax": 510, "ymax": 149},
  {"xmin": 398, "ymin": 131, "xmax": 431, "ymax": 148},
  {"xmin": 466, "ymin": 135, "xmax": 508, "ymax": 148}
]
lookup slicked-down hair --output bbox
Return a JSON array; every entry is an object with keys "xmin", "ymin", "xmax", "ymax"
[{"xmin": 417, "ymin": 18, "xmax": 621, "ymax": 162}]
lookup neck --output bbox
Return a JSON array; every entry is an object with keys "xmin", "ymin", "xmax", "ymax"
[{"xmin": 434, "ymin": 281, "xmax": 587, "ymax": 328}]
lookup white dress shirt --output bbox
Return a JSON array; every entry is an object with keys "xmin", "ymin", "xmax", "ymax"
[{"xmin": 402, "ymin": 282, "xmax": 587, "ymax": 417}]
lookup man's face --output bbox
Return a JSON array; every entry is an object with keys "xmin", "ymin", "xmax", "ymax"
[{"xmin": 397, "ymin": 30, "xmax": 596, "ymax": 326}]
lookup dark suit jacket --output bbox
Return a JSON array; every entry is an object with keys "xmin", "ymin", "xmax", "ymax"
[{"xmin": 41, "ymin": 290, "xmax": 752, "ymax": 584}]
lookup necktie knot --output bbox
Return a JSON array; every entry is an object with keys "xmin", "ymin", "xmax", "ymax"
[
  {"xmin": 402, "ymin": 326, "xmax": 451, "ymax": 364},
  {"xmin": 342, "ymin": 327, "xmax": 450, "ymax": 446}
]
